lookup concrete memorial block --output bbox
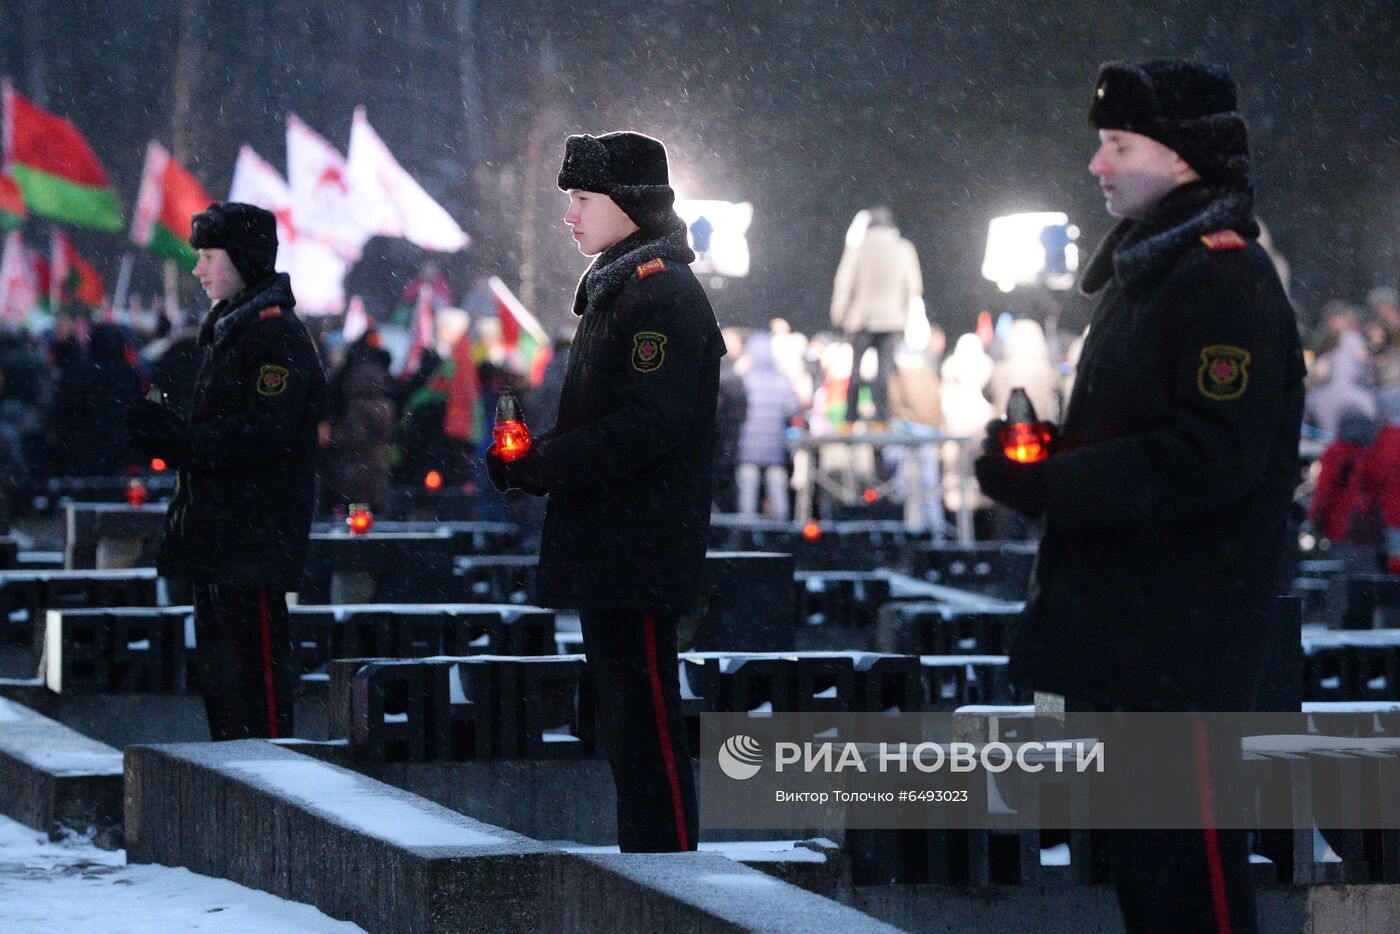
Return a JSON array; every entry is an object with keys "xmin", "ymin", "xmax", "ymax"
[
  {"xmin": 1, "ymin": 568, "xmax": 160, "ymax": 645},
  {"xmin": 0, "ymin": 695, "xmax": 122, "ymax": 835},
  {"xmin": 684, "ymin": 552, "xmax": 796, "ymax": 653},
  {"xmin": 854, "ymin": 653, "xmax": 923, "ymax": 713},
  {"xmin": 794, "ymin": 571, "xmax": 894, "ymax": 630},
  {"xmin": 454, "ymin": 554, "xmax": 540, "ymax": 604},
  {"xmin": 546, "ymin": 850, "xmax": 905, "ymax": 933},
  {"xmin": 905, "ymin": 542, "xmax": 1037, "ymax": 600},
  {"xmin": 351, "ymin": 660, "xmax": 433, "ymax": 763},
  {"xmin": 311, "ymin": 520, "xmax": 519, "ymax": 555},
  {"xmin": 1330, "ymin": 574, "xmax": 1400, "ymax": 630},
  {"xmin": 125, "ymin": 739, "xmax": 559, "ymax": 933},
  {"xmin": 0, "ymin": 535, "xmax": 18, "ymax": 570},
  {"xmin": 63, "ymin": 502, "xmax": 168, "ymax": 569},
  {"xmin": 878, "ymin": 602, "xmax": 1022, "ymax": 656},
  {"xmin": 300, "ymin": 531, "xmax": 459, "ymax": 604},
  {"xmin": 920, "ymin": 655, "xmax": 1014, "ymax": 710}
]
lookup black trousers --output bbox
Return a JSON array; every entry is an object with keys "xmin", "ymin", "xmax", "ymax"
[
  {"xmin": 579, "ymin": 608, "xmax": 698, "ymax": 852},
  {"xmin": 192, "ymin": 583, "xmax": 296, "ymax": 741},
  {"xmin": 1075, "ymin": 706, "xmax": 1258, "ymax": 934},
  {"xmin": 845, "ymin": 330, "xmax": 900, "ymax": 420}
]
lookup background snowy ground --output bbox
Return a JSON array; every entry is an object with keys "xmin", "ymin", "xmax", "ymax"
[{"xmin": 0, "ymin": 815, "xmax": 361, "ymax": 933}]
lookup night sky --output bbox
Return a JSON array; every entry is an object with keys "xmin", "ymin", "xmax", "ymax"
[{"xmin": 4, "ymin": 0, "xmax": 1397, "ymax": 338}]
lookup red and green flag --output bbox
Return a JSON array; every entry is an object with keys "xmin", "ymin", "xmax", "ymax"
[
  {"xmin": 0, "ymin": 172, "xmax": 25, "ymax": 230},
  {"xmin": 50, "ymin": 227, "xmax": 104, "ymax": 309},
  {"xmin": 131, "ymin": 141, "xmax": 210, "ymax": 271},
  {"xmin": 2, "ymin": 80, "xmax": 122, "ymax": 232},
  {"xmin": 487, "ymin": 275, "xmax": 550, "ymax": 384}
]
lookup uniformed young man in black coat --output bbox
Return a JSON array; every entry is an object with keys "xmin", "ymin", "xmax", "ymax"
[
  {"xmin": 126, "ymin": 203, "xmax": 326, "ymax": 741},
  {"xmin": 975, "ymin": 62, "xmax": 1305, "ymax": 933},
  {"xmin": 489, "ymin": 132, "xmax": 723, "ymax": 852}
]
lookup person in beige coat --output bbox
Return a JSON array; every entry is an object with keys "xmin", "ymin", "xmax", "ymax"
[{"xmin": 830, "ymin": 206, "xmax": 922, "ymax": 421}]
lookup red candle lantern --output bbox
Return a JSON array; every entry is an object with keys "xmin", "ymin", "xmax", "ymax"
[
  {"xmin": 347, "ymin": 503, "xmax": 374, "ymax": 535},
  {"xmin": 493, "ymin": 393, "xmax": 532, "ymax": 464}
]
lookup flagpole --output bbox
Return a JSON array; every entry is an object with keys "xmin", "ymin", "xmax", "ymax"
[
  {"xmin": 163, "ymin": 259, "xmax": 179, "ymax": 325},
  {"xmin": 48, "ymin": 224, "xmax": 60, "ymax": 313},
  {"xmin": 112, "ymin": 252, "xmax": 133, "ymax": 317}
]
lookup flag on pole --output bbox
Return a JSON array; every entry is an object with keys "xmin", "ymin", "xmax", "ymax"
[
  {"xmin": 0, "ymin": 230, "xmax": 36, "ymax": 323},
  {"xmin": 1, "ymin": 81, "xmax": 122, "ymax": 231},
  {"xmin": 347, "ymin": 108, "xmax": 469, "ymax": 253},
  {"xmin": 230, "ymin": 143, "xmax": 345, "ymax": 315},
  {"xmin": 50, "ymin": 227, "xmax": 104, "ymax": 309},
  {"xmin": 131, "ymin": 141, "xmax": 211, "ymax": 271},
  {"xmin": 0, "ymin": 172, "xmax": 26, "ymax": 230},
  {"xmin": 487, "ymin": 276, "xmax": 549, "ymax": 381},
  {"xmin": 228, "ymin": 144, "xmax": 296, "ymax": 249},
  {"xmin": 287, "ymin": 113, "xmax": 370, "ymax": 261}
]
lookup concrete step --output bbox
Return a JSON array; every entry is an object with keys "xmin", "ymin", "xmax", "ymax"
[
  {"xmin": 0, "ymin": 695, "xmax": 122, "ymax": 837},
  {"xmin": 125, "ymin": 738, "xmax": 562, "ymax": 933}
]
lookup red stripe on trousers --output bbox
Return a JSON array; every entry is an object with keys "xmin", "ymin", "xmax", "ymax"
[
  {"xmin": 643, "ymin": 612, "xmax": 689, "ymax": 851},
  {"xmin": 1192, "ymin": 718, "xmax": 1231, "ymax": 934},
  {"xmin": 258, "ymin": 589, "xmax": 278, "ymax": 739}
]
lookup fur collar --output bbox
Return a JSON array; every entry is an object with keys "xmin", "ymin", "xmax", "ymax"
[
  {"xmin": 198, "ymin": 273, "xmax": 296, "ymax": 349},
  {"xmin": 1080, "ymin": 183, "xmax": 1258, "ymax": 295},
  {"xmin": 572, "ymin": 224, "xmax": 695, "ymax": 317}
]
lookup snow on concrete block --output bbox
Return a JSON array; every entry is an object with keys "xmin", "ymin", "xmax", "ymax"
[
  {"xmin": 124, "ymin": 738, "xmax": 563, "ymax": 933},
  {"xmin": 548, "ymin": 850, "xmax": 905, "ymax": 933},
  {"xmin": 0, "ymin": 696, "xmax": 123, "ymax": 834}
]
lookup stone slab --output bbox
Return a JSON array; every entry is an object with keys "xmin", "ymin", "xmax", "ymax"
[
  {"xmin": 0, "ymin": 695, "xmax": 122, "ymax": 835},
  {"xmin": 124, "ymin": 739, "xmax": 562, "ymax": 932},
  {"xmin": 547, "ymin": 850, "xmax": 905, "ymax": 932}
]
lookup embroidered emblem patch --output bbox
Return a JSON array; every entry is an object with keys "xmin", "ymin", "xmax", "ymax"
[
  {"xmin": 1197, "ymin": 345, "xmax": 1251, "ymax": 400},
  {"xmin": 636, "ymin": 258, "xmax": 667, "ymax": 279},
  {"xmin": 1200, "ymin": 229, "xmax": 1247, "ymax": 252},
  {"xmin": 259, "ymin": 307, "xmax": 283, "ymax": 321},
  {"xmin": 631, "ymin": 332, "xmax": 667, "ymax": 373},
  {"xmin": 256, "ymin": 364, "xmax": 290, "ymax": 396}
]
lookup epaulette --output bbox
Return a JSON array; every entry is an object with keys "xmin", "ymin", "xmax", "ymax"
[
  {"xmin": 1200, "ymin": 229, "xmax": 1247, "ymax": 252},
  {"xmin": 259, "ymin": 306, "xmax": 283, "ymax": 321},
  {"xmin": 635, "ymin": 258, "xmax": 667, "ymax": 279}
]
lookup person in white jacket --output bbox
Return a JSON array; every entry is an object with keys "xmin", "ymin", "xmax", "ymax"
[{"xmin": 830, "ymin": 206, "xmax": 922, "ymax": 421}]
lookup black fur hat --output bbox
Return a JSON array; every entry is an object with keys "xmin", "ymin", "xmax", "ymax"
[
  {"xmin": 557, "ymin": 132, "xmax": 679, "ymax": 232},
  {"xmin": 1088, "ymin": 60, "xmax": 1250, "ymax": 188},
  {"xmin": 189, "ymin": 202, "xmax": 278, "ymax": 287}
]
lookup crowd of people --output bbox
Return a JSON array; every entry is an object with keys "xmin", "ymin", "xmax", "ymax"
[{"xmin": 1, "ymin": 273, "xmax": 1398, "ymax": 547}]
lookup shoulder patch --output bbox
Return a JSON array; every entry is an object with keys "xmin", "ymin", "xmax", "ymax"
[
  {"xmin": 256, "ymin": 363, "xmax": 291, "ymax": 396},
  {"xmin": 1200, "ymin": 229, "xmax": 1247, "ymax": 252},
  {"xmin": 1197, "ymin": 345, "xmax": 1251, "ymax": 400},
  {"xmin": 259, "ymin": 307, "xmax": 283, "ymax": 320},
  {"xmin": 631, "ymin": 331, "xmax": 667, "ymax": 373},
  {"xmin": 636, "ymin": 258, "xmax": 667, "ymax": 279}
]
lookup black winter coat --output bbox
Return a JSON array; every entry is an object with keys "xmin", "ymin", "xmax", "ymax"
[
  {"xmin": 511, "ymin": 227, "xmax": 724, "ymax": 612},
  {"xmin": 157, "ymin": 274, "xmax": 326, "ymax": 590},
  {"xmin": 1010, "ymin": 183, "xmax": 1306, "ymax": 711}
]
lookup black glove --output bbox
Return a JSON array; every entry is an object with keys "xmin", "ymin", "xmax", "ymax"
[
  {"xmin": 125, "ymin": 400, "xmax": 186, "ymax": 462},
  {"xmin": 486, "ymin": 444, "xmax": 537, "ymax": 493},
  {"xmin": 973, "ymin": 419, "xmax": 1050, "ymax": 517}
]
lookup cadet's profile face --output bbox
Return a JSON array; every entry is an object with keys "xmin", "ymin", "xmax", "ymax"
[
  {"xmin": 1088, "ymin": 130, "xmax": 1196, "ymax": 220},
  {"xmin": 192, "ymin": 248, "xmax": 246, "ymax": 302},
  {"xmin": 564, "ymin": 190, "xmax": 640, "ymax": 256}
]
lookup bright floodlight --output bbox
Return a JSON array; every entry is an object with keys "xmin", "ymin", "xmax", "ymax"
[
  {"xmin": 981, "ymin": 212, "xmax": 1079, "ymax": 293},
  {"xmin": 675, "ymin": 199, "xmax": 753, "ymax": 278}
]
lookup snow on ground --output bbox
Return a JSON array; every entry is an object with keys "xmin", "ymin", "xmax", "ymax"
[{"xmin": 0, "ymin": 815, "xmax": 362, "ymax": 933}]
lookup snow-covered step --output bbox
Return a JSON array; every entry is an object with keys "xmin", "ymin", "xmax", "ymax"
[
  {"xmin": 125, "ymin": 739, "xmax": 561, "ymax": 932},
  {"xmin": 0, "ymin": 695, "xmax": 122, "ymax": 836},
  {"xmin": 548, "ymin": 850, "xmax": 904, "ymax": 933}
]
